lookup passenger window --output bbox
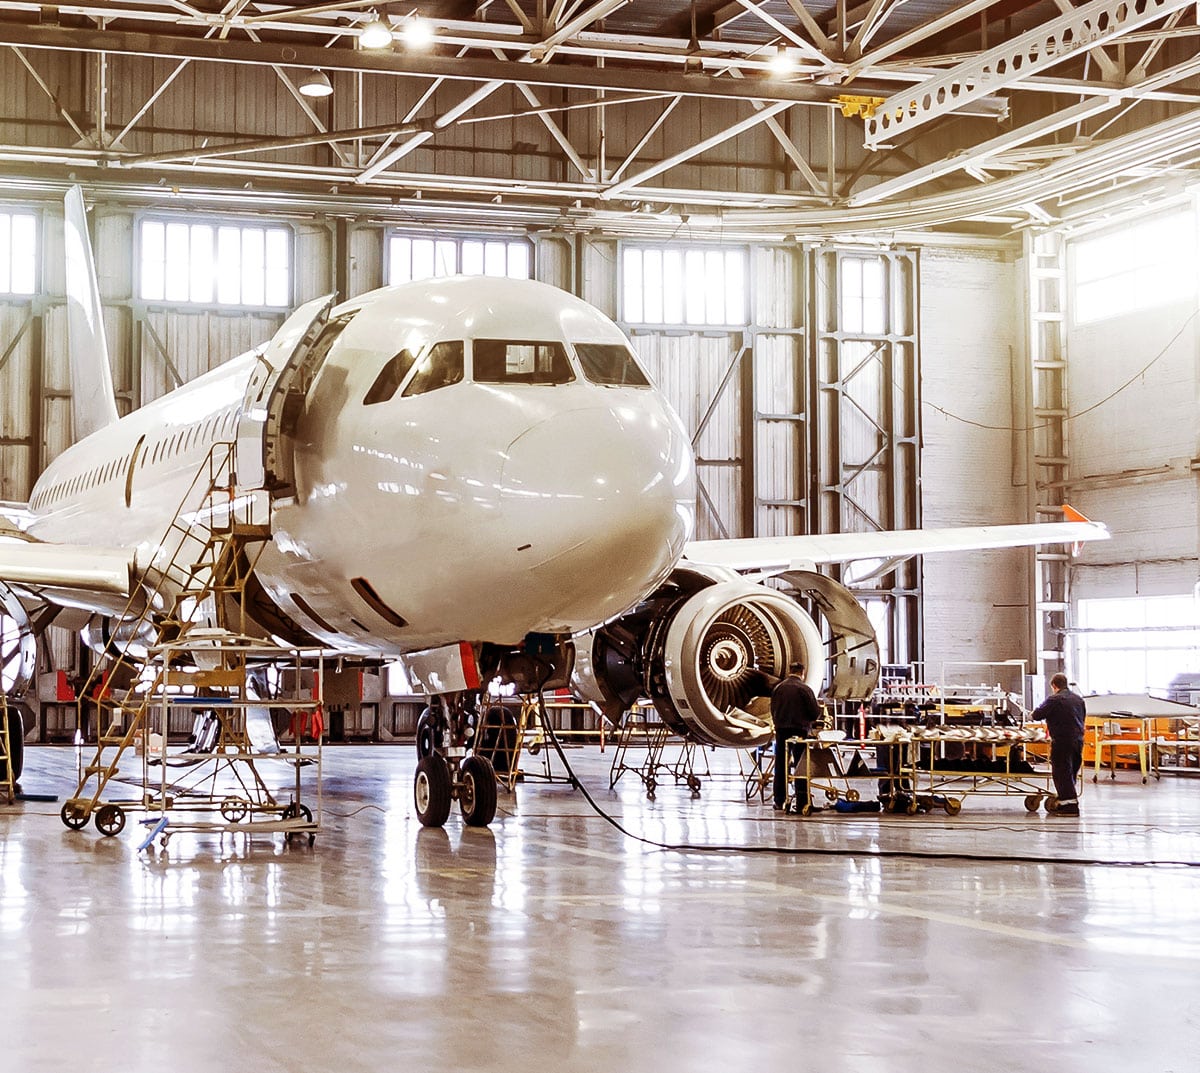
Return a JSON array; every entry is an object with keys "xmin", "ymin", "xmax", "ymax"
[
  {"xmin": 575, "ymin": 343, "xmax": 651, "ymax": 387},
  {"xmin": 474, "ymin": 339, "xmax": 574, "ymax": 385},
  {"xmin": 402, "ymin": 341, "xmax": 464, "ymax": 397},
  {"xmin": 364, "ymin": 349, "xmax": 419, "ymax": 405}
]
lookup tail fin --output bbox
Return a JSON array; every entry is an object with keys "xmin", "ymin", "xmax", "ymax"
[{"xmin": 63, "ymin": 186, "xmax": 119, "ymax": 441}]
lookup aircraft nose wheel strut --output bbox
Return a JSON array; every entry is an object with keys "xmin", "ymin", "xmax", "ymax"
[{"xmin": 414, "ymin": 753, "xmax": 498, "ymax": 828}]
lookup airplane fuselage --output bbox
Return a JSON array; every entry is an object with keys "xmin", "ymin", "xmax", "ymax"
[{"xmin": 26, "ymin": 277, "xmax": 696, "ymax": 655}]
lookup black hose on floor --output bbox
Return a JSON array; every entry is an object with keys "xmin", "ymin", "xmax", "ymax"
[{"xmin": 533, "ymin": 692, "xmax": 1200, "ymax": 869}]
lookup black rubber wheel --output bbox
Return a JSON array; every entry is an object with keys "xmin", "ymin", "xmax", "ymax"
[
  {"xmin": 220, "ymin": 797, "xmax": 249, "ymax": 823},
  {"xmin": 2, "ymin": 703, "xmax": 23, "ymax": 782},
  {"xmin": 1024, "ymin": 794, "xmax": 1042, "ymax": 813},
  {"xmin": 415, "ymin": 755, "xmax": 452, "ymax": 827},
  {"xmin": 60, "ymin": 802, "xmax": 89, "ymax": 830},
  {"xmin": 415, "ymin": 709, "xmax": 438, "ymax": 760},
  {"xmin": 1045, "ymin": 795, "xmax": 1059, "ymax": 814},
  {"xmin": 95, "ymin": 803, "xmax": 126, "ymax": 837},
  {"xmin": 282, "ymin": 802, "xmax": 313, "ymax": 823},
  {"xmin": 944, "ymin": 798, "xmax": 962, "ymax": 816},
  {"xmin": 458, "ymin": 755, "xmax": 498, "ymax": 827}
]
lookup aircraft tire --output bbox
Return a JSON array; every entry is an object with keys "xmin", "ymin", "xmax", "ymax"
[
  {"xmin": 2, "ymin": 702, "xmax": 23, "ymax": 782},
  {"xmin": 458, "ymin": 755, "xmax": 498, "ymax": 827},
  {"xmin": 415, "ymin": 755, "xmax": 452, "ymax": 828},
  {"xmin": 415, "ymin": 709, "xmax": 437, "ymax": 759}
]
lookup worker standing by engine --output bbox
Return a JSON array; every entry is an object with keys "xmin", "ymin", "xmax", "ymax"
[
  {"xmin": 1033, "ymin": 672, "xmax": 1086, "ymax": 817},
  {"xmin": 771, "ymin": 662, "xmax": 822, "ymax": 812}
]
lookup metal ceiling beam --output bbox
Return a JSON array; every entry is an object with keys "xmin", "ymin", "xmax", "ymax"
[
  {"xmin": 530, "ymin": 0, "xmax": 632, "ymax": 60},
  {"xmin": 863, "ymin": 0, "xmax": 1197, "ymax": 148},
  {"xmin": 356, "ymin": 81, "xmax": 505, "ymax": 182},
  {"xmin": 852, "ymin": 48, "xmax": 1200, "ymax": 204},
  {"xmin": 728, "ymin": 0, "xmax": 839, "ymax": 67},
  {"xmin": 841, "ymin": 0, "xmax": 1003, "ymax": 80},
  {"xmin": 603, "ymin": 100, "xmax": 792, "ymax": 199},
  {"xmin": 0, "ymin": 21, "xmax": 838, "ymax": 105}
]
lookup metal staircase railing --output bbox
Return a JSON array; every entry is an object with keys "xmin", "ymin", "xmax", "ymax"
[{"xmin": 60, "ymin": 440, "xmax": 275, "ymax": 833}]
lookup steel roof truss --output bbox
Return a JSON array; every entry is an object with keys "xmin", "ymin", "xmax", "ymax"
[{"xmin": 863, "ymin": 0, "xmax": 1198, "ymax": 148}]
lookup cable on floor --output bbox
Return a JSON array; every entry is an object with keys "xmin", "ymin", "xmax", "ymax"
[{"xmin": 532, "ymin": 691, "xmax": 1200, "ymax": 869}]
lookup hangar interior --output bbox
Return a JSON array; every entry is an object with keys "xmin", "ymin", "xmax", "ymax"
[{"xmin": 1, "ymin": 3, "xmax": 1199, "ymax": 1070}]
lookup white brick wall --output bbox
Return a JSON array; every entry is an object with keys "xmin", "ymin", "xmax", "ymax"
[{"xmin": 919, "ymin": 247, "xmax": 1032, "ymax": 672}]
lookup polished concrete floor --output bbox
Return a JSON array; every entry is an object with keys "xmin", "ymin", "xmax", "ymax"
[{"xmin": 2, "ymin": 741, "xmax": 1199, "ymax": 1073}]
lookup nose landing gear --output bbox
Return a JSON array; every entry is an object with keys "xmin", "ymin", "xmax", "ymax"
[{"xmin": 412, "ymin": 696, "xmax": 499, "ymax": 828}]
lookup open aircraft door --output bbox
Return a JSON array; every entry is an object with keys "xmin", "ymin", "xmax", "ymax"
[{"xmin": 235, "ymin": 294, "xmax": 336, "ymax": 499}]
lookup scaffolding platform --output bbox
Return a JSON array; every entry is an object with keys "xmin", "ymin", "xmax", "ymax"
[{"xmin": 608, "ymin": 710, "xmax": 705, "ymax": 799}]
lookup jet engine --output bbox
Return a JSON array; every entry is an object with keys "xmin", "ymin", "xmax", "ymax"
[
  {"xmin": 0, "ymin": 581, "xmax": 36, "ymax": 696},
  {"xmin": 572, "ymin": 566, "xmax": 880, "ymax": 749}
]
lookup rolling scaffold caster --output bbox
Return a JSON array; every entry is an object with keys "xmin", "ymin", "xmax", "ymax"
[
  {"xmin": 943, "ymin": 797, "xmax": 963, "ymax": 816},
  {"xmin": 645, "ymin": 775, "xmax": 657, "ymax": 801},
  {"xmin": 60, "ymin": 802, "xmax": 89, "ymax": 830},
  {"xmin": 1044, "ymin": 795, "xmax": 1059, "ymax": 814},
  {"xmin": 686, "ymin": 774, "xmax": 702, "ymax": 798},
  {"xmin": 415, "ymin": 755, "xmax": 453, "ymax": 828},
  {"xmin": 94, "ymin": 803, "xmax": 126, "ymax": 837},
  {"xmin": 221, "ymin": 797, "xmax": 250, "ymax": 823},
  {"xmin": 1024, "ymin": 794, "xmax": 1043, "ymax": 813},
  {"xmin": 282, "ymin": 801, "xmax": 315, "ymax": 845}
]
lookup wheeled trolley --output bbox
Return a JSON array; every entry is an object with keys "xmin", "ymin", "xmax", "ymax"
[{"xmin": 900, "ymin": 725, "xmax": 1065, "ymax": 814}]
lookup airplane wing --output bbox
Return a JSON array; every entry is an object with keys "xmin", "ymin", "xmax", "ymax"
[
  {"xmin": 684, "ymin": 517, "xmax": 1109, "ymax": 575},
  {"xmin": 0, "ymin": 533, "xmax": 135, "ymax": 598}
]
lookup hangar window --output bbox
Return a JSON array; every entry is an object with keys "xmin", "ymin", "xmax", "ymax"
[
  {"xmin": 387, "ymin": 234, "xmax": 532, "ymax": 283},
  {"xmin": 622, "ymin": 245, "xmax": 747, "ymax": 326},
  {"xmin": 139, "ymin": 218, "xmax": 291, "ymax": 307},
  {"xmin": 840, "ymin": 256, "xmax": 887, "ymax": 334},
  {"xmin": 474, "ymin": 340, "xmax": 574, "ymax": 385},
  {"xmin": 1074, "ymin": 595, "xmax": 1200, "ymax": 694},
  {"xmin": 402, "ymin": 341, "xmax": 464, "ymax": 397},
  {"xmin": 1071, "ymin": 211, "xmax": 1196, "ymax": 325},
  {"xmin": 575, "ymin": 343, "xmax": 650, "ymax": 387},
  {"xmin": 0, "ymin": 210, "xmax": 37, "ymax": 295}
]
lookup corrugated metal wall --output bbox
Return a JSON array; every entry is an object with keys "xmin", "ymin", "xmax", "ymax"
[{"xmin": 920, "ymin": 245, "xmax": 1030, "ymax": 674}]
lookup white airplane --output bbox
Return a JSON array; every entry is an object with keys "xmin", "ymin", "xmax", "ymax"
[{"xmin": 0, "ymin": 187, "xmax": 1109, "ymax": 827}]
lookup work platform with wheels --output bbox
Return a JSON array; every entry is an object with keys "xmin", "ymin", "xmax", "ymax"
[{"xmin": 608, "ymin": 709, "xmax": 706, "ymax": 799}]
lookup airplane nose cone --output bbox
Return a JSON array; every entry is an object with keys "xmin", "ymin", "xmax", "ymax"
[{"xmin": 500, "ymin": 403, "xmax": 694, "ymax": 630}]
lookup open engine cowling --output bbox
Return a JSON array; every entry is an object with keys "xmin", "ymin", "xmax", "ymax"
[
  {"xmin": 0, "ymin": 581, "xmax": 36, "ymax": 696},
  {"xmin": 572, "ymin": 568, "xmax": 880, "ymax": 750}
]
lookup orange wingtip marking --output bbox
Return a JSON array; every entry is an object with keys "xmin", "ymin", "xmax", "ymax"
[{"xmin": 1062, "ymin": 504, "xmax": 1091, "ymax": 524}]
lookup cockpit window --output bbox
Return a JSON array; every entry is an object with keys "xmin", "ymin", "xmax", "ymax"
[
  {"xmin": 402, "ymin": 341, "xmax": 464, "ymax": 397},
  {"xmin": 474, "ymin": 339, "xmax": 574, "ymax": 386},
  {"xmin": 363, "ymin": 349, "xmax": 419, "ymax": 405},
  {"xmin": 575, "ymin": 343, "xmax": 651, "ymax": 387}
]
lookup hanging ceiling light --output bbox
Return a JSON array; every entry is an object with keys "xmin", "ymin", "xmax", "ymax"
[
  {"xmin": 768, "ymin": 45, "xmax": 796, "ymax": 76},
  {"xmin": 359, "ymin": 14, "xmax": 395, "ymax": 49},
  {"xmin": 401, "ymin": 16, "xmax": 435, "ymax": 49},
  {"xmin": 299, "ymin": 69, "xmax": 333, "ymax": 97}
]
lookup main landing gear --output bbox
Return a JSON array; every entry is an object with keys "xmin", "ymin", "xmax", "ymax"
[{"xmin": 412, "ymin": 698, "xmax": 498, "ymax": 828}]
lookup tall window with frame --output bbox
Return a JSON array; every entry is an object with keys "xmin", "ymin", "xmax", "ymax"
[
  {"xmin": 387, "ymin": 234, "xmax": 532, "ymax": 283},
  {"xmin": 139, "ymin": 217, "xmax": 291, "ymax": 307},
  {"xmin": 0, "ymin": 209, "xmax": 37, "ymax": 296},
  {"xmin": 621, "ymin": 244, "xmax": 748, "ymax": 326},
  {"xmin": 1075, "ymin": 594, "xmax": 1200, "ymax": 695}
]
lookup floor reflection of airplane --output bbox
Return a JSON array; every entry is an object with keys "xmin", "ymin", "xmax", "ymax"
[{"xmin": 0, "ymin": 187, "xmax": 1109, "ymax": 826}]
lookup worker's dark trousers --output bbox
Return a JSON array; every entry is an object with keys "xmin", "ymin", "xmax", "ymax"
[
  {"xmin": 773, "ymin": 728, "xmax": 809, "ymax": 809},
  {"xmin": 1050, "ymin": 736, "xmax": 1084, "ymax": 803}
]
